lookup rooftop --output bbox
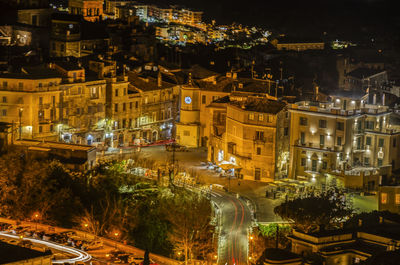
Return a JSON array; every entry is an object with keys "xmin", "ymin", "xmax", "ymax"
[
  {"xmin": 129, "ymin": 73, "xmax": 175, "ymax": 91},
  {"xmin": 0, "ymin": 241, "xmax": 52, "ymax": 264},
  {"xmin": 14, "ymin": 140, "xmax": 96, "ymax": 152},
  {"xmin": 54, "ymin": 61, "xmax": 84, "ymax": 71},
  {"xmin": 229, "ymin": 97, "xmax": 286, "ymax": 114}
]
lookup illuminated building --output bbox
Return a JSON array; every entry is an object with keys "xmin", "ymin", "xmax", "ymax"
[
  {"xmin": 288, "ymin": 96, "xmax": 400, "ymax": 190},
  {"xmin": 0, "ymin": 69, "xmax": 62, "ymax": 141},
  {"xmin": 51, "ymin": 61, "xmax": 107, "ymax": 145},
  {"xmin": 270, "ymin": 37, "xmax": 324, "ymax": 51},
  {"xmin": 50, "ymin": 13, "xmax": 110, "ymax": 58},
  {"xmin": 68, "ymin": 0, "xmax": 103, "ymax": 22},
  {"xmin": 205, "ymin": 95, "xmax": 288, "ymax": 181},
  {"xmin": 129, "ymin": 71, "xmax": 179, "ymax": 142}
]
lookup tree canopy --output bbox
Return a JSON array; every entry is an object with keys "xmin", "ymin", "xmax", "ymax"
[{"xmin": 274, "ymin": 189, "xmax": 353, "ymax": 233}]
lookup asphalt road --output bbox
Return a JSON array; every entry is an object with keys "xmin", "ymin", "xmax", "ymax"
[{"xmin": 211, "ymin": 190, "xmax": 252, "ymax": 265}]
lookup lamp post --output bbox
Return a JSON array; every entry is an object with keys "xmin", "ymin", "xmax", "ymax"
[
  {"xmin": 33, "ymin": 212, "xmax": 39, "ymax": 231},
  {"xmin": 18, "ymin": 108, "xmax": 23, "ymax": 140},
  {"xmin": 84, "ymin": 223, "xmax": 88, "ymax": 239},
  {"xmin": 114, "ymin": 232, "xmax": 119, "ymax": 249}
]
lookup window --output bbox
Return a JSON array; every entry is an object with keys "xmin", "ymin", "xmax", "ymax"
[
  {"xmin": 18, "ymin": 82, "xmax": 23, "ymax": 90},
  {"xmin": 184, "ymin": 130, "xmax": 190, "ymax": 136},
  {"xmin": 301, "ymin": 158, "xmax": 306, "ymax": 167},
  {"xmin": 1, "ymin": 109, "xmax": 6, "ymax": 116},
  {"xmin": 396, "ymin": 194, "xmax": 400, "ymax": 205},
  {"xmin": 337, "ymin": 122, "xmax": 344, "ymax": 131},
  {"xmin": 2, "ymin": 96, "xmax": 6, "ymax": 103},
  {"xmin": 2, "ymin": 81, "xmax": 7, "ymax": 89},
  {"xmin": 39, "ymin": 97, "xmax": 43, "ymax": 105},
  {"xmin": 135, "ymin": 101, "xmax": 139, "ymax": 108},
  {"xmin": 320, "ymin": 135, "xmax": 325, "ymax": 145},
  {"xmin": 381, "ymin": 193, "xmax": 387, "ymax": 204},
  {"xmin": 258, "ymin": 114, "xmax": 263, "ymax": 121},
  {"xmin": 365, "ymin": 157, "xmax": 370, "ymax": 165},
  {"xmin": 319, "ymin": 120, "xmax": 327, "ymax": 128},
  {"xmin": 255, "ymin": 131, "xmax": 264, "ymax": 141},
  {"xmin": 60, "ymin": 44, "xmax": 65, "ymax": 51},
  {"xmin": 378, "ymin": 159, "xmax": 383, "ymax": 167},
  {"xmin": 284, "ymin": 127, "xmax": 288, "ymax": 136},
  {"xmin": 366, "ymin": 136, "xmax": 371, "ymax": 146},
  {"xmin": 249, "ymin": 113, "xmax": 254, "ymax": 120},
  {"xmin": 365, "ymin": 121, "xmax": 374, "ymax": 130},
  {"xmin": 202, "ymin": 95, "xmax": 206, "ymax": 104},
  {"xmin": 323, "ymin": 161, "xmax": 327, "ymax": 170},
  {"xmin": 300, "ymin": 132, "xmax": 305, "ymax": 145},
  {"xmin": 378, "ymin": 138, "xmax": 384, "ymax": 147},
  {"xmin": 115, "ymin": 89, "xmax": 119, "ymax": 97},
  {"xmin": 254, "ymin": 168, "xmax": 261, "ymax": 180},
  {"xmin": 123, "ymin": 103, "xmax": 126, "ymax": 111},
  {"xmin": 337, "ymin": 136, "xmax": 342, "ymax": 146},
  {"xmin": 39, "ymin": 126, "xmax": 42, "ymax": 133},
  {"xmin": 52, "ymin": 96, "xmax": 55, "ymax": 104},
  {"xmin": 124, "ymin": 87, "xmax": 127, "ymax": 95},
  {"xmin": 256, "ymin": 147, "xmax": 261, "ymax": 155},
  {"xmin": 300, "ymin": 117, "xmax": 308, "ymax": 126},
  {"xmin": 114, "ymin": 103, "xmax": 118, "ymax": 112},
  {"xmin": 130, "ymin": 102, "xmax": 133, "ymax": 109}
]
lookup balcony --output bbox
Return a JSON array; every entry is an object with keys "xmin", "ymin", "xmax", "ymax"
[
  {"xmin": 253, "ymin": 137, "xmax": 266, "ymax": 144},
  {"xmin": 39, "ymin": 103, "xmax": 51, "ymax": 109}
]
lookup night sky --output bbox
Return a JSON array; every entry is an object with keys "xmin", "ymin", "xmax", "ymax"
[{"xmin": 153, "ymin": 0, "xmax": 398, "ymax": 38}]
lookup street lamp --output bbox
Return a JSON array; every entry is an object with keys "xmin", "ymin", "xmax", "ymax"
[
  {"xmin": 18, "ymin": 108, "xmax": 23, "ymax": 140},
  {"xmin": 114, "ymin": 232, "xmax": 119, "ymax": 249},
  {"xmin": 33, "ymin": 212, "xmax": 40, "ymax": 231},
  {"xmin": 83, "ymin": 223, "xmax": 88, "ymax": 239}
]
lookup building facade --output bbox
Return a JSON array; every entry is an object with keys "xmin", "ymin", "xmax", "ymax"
[{"xmin": 289, "ymin": 97, "xmax": 400, "ymax": 190}]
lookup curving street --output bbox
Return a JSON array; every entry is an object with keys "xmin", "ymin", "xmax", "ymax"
[
  {"xmin": 211, "ymin": 191, "xmax": 252, "ymax": 265},
  {"xmin": 0, "ymin": 232, "xmax": 92, "ymax": 263}
]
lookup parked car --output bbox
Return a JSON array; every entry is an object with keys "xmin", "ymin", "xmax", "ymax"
[{"xmin": 165, "ymin": 143, "xmax": 187, "ymax": 152}]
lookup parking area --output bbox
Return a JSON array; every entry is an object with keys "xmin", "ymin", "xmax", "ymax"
[{"xmin": 0, "ymin": 222, "xmax": 158, "ymax": 265}]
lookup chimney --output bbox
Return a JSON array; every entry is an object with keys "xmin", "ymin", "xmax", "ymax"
[{"xmin": 157, "ymin": 71, "xmax": 162, "ymax": 87}]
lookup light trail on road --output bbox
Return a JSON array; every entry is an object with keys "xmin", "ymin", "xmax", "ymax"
[
  {"xmin": 0, "ymin": 232, "xmax": 92, "ymax": 263},
  {"xmin": 211, "ymin": 191, "xmax": 252, "ymax": 265}
]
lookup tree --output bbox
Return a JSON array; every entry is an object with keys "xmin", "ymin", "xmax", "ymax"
[
  {"xmin": 166, "ymin": 190, "xmax": 215, "ymax": 265},
  {"xmin": 274, "ymin": 189, "xmax": 353, "ymax": 233}
]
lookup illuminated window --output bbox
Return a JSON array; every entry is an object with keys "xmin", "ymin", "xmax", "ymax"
[
  {"xmin": 396, "ymin": 194, "xmax": 400, "ymax": 205},
  {"xmin": 381, "ymin": 193, "xmax": 387, "ymax": 204},
  {"xmin": 258, "ymin": 114, "xmax": 263, "ymax": 121},
  {"xmin": 249, "ymin": 113, "xmax": 254, "ymax": 120}
]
